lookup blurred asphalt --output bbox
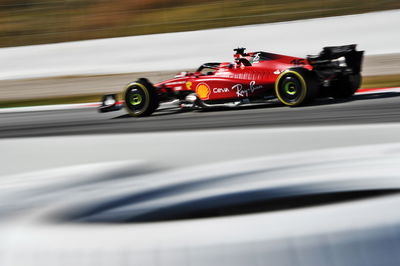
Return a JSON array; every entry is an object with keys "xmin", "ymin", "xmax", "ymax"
[{"xmin": 1, "ymin": 91, "xmax": 400, "ymax": 139}]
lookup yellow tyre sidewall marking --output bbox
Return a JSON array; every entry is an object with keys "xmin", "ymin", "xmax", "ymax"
[
  {"xmin": 124, "ymin": 82, "xmax": 150, "ymax": 116},
  {"xmin": 275, "ymin": 70, "xmax": 307, "ymax": 106}
]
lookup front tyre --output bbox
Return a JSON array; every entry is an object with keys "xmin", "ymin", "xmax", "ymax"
[
  {"xmin": 124, "ymin": 79, "xmax": 159, "ymax": 117},
  {"xmin": 275, "ymin": 68, "xmax": 318, "ymax": 107}
]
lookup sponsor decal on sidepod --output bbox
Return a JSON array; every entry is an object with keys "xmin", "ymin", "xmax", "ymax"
[{"xmin": 196, "ymin": 83, "xmax": 211, "ymax": 100}]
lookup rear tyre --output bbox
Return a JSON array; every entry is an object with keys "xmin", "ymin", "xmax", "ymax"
[
  {"xmin": 124, "ymin": 79, "xmax": 159, "ymax": 117},
  {"xmin": 275, "ymin": 68, "xmax": 318, "ymax": 106},
  {"xmin": 330, "ymin": 74, "xmax": 361, "ymax": 99}
]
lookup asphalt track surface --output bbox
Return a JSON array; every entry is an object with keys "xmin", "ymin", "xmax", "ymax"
[{"xmin": 1, "ymin": 91, "xmax": 400, "ymax": 139}]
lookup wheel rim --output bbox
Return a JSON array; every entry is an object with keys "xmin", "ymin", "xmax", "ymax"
[
  {"xmin": 284, "ymin": 81, "xmax": 297, "ymax": 95},
  {"xmin": 130, "ymin": 93, "xmax": 143, "ymax": 105},
  {"xmin": 277, "ymin": 74, "xmax": 304, "ymax": 104},
  {"xmin": 125, "ymin": 84, "xmax": 148, "ymax": 114}
]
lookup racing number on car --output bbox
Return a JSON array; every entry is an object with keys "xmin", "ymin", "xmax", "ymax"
[{"xmin": 290, "ymin": 59, "xmax": 305, "ymax": 66}]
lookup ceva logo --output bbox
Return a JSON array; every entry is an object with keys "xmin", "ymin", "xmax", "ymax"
[{"xmin": 213, "ymin": 88, "xmax": 230, "ymax": 93}]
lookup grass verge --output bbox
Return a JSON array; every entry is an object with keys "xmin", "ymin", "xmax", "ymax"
[
  {"xmin": 1, "ymin": 0, "xmax": 400, "ymax": 47},
  {"xmin": 0, "ymin": 94, "xmax": 114, "ymax": 109}
]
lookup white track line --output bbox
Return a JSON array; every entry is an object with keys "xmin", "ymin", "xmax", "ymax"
[{"xmin": 0, "ymin": 102, "xmax": 100, "ymax": 113}]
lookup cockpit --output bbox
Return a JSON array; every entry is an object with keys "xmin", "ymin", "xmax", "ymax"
[
  {"xmin": 195, "ymin": 62, "xmax": 220, "ymax": 76},
  {"xmin": 195, "ymin": 62, "xmax": 235, "ymax": 76}
]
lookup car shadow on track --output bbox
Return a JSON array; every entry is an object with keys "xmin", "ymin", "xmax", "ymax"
[
  {"xmin": 310, "ymin": 92, "xmax": 400, "ymax": 107},
  {"xmin": 196, "ymin": 92, "xmax": 400, "ymax": 111},
  {"xmin": 112, "ymin": 107, "xmax": 192, "ymax": 119},
  {"xmin": 196, "ymin": 102, "xmax": 280, "ymax": 112},
  {"xmin": 111, "ymin": 92, "xmax": 400, "ymax": 119}
]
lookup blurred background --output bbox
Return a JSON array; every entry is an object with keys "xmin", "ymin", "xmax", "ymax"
[
  {"xmin": 1, "ymin": 0, "xmax": 399, "ymax": 47},
  {"xmin": 1, "ymin": 2, "xmax": 400, "ymax": 266},
  {"xmin": 0, "ymin": 0, "xmax": 400, "ymax": 108}
]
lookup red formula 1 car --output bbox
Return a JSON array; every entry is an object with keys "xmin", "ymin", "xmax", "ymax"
[{"xmin": 99, "ymin": 45, "xmax": 363, "ymax": 117}]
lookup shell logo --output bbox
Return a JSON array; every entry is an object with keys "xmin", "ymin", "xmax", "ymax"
[{"xmin": 196, "ymin": 83, "xmax": 211, "ymax": 100}]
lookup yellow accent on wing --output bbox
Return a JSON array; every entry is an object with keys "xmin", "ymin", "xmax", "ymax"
[{"xmin": 185, "ymin": 81, "xmax": 193, "ymax": 90}]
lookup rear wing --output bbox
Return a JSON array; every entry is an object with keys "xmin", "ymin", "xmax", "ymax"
[{"xmin": 307, "ymin": 44, "xmax": 364, "ymax": 74}]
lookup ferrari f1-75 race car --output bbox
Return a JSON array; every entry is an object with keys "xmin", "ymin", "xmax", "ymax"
[{"xmin": 99, "ymin": 45, "xmax": 363, "ymax": 117}]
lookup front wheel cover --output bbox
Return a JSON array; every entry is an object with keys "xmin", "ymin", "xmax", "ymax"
[
  {"xmin": 124, "ymin": 82, "xmax": 154, "ymax": 117},
  {"xmin": 275, "ymin": 70, "xmax": 308, "ymax": 106}
]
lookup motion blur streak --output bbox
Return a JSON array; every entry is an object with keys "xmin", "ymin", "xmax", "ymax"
[
  {"xmin": 1, "ymin": 0, "xmax": 400, "ymax": 265},
  {"xmin": 1, "ymin": 0, "xmax": 399, "ymax": 47},
  {"xmin": 1, "ymin": 88, "xmax": 400, "ymax": 139},
  {"xmin": 1, "ymin": 142, "xmax": 400, "ymax": 266},
  {"xmin": 0, "ymin": 10, "xmax": 399, "ymax": 80}
]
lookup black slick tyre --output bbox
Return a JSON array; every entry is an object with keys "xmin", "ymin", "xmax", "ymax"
[
  {"xmin": 275, "ymin": 67, "xmax": 318, "ymax": 107},
  {"xmin": 330, "ymin": 74, "xmax": 361, "ymax": 99},
  {"xmin": 124, "ymin": 79, "xmax": 159, "ymax": 117}
]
